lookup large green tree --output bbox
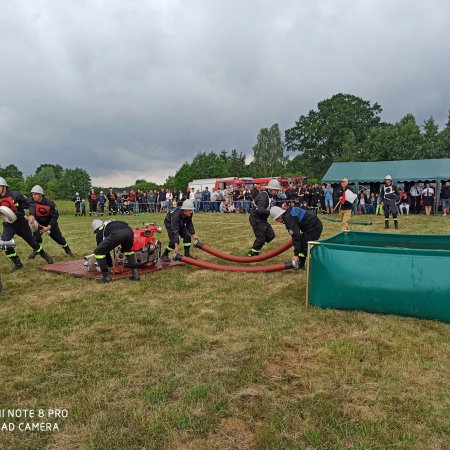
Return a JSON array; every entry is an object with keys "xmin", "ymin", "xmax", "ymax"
[
  {"xmin": 285, "ymin": 93, "xmax": 383, "ymax": 177},
  {"xmin": 252, "ymin": 123, "xmax": 287, "ymax": 177},
  {"xmin": 57, "ymin": 168, "xmax": 92, "ymax": 198}
]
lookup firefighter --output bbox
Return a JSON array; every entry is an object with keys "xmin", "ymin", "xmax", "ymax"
[
  {"xmin": 91, "ymin": 219, "xmax": 140, "ymax": 283},
  {"xmin": 380, "ymin": 175, "xmax": 400, "ymax": 229},
  {"xmin": 73, "ymin": 192, "xmax": 82, "ymax": 216},
  {"xmin": 0, "ymin": 177, "xmax": 53, "ymax": 270},
  {"xmin": 270, "ymin": 205, "xmax": 323, "ymax": 269},
  {"xmin": 160, "ymin": 199, "xmax": 199, "ymax": 262},
  {"xmin": 88, "ymin": 189, "xmax": 98, "ymax": 216},
  {"xmin": 248, "ymin": 179, "xmax": 282, "ymax": 256},
  {"xmin": 27, "ymin": 185, "xmax": 74, "ymax": 259}
]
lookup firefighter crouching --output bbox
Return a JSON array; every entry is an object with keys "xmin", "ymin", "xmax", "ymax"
[
  {"xmin": 92, "ymin": 219, "xmax": 140, "ymax": 283},
  {"xmin": 0, "ymin": 177, "xmax": 53, "ymax": 270},
  {"xmin": 270, "ymin": 206, "xmax": 323, "ymax": 269},
  {"xmin": 161, "ymin": 199, "xmax": 199, "ymax": 262},
  {"xmin": 248, "ymin": 179, "xmax": 282, "ymax": 256},
  {"xmin": 28, "ymin": 185, "xmax": 74, "ymax": 259}
]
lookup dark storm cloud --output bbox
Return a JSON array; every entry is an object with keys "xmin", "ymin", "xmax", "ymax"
[{"xmin": 1, "ymin": 0, "xmax": 449, "ymax": 185}]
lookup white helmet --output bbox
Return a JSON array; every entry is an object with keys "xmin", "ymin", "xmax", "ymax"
[
  {"xmin": 385, "ymin": 175, "xmax": 392, "ymax": 181},
  {"xmin": 31, "ymin": 185, "xmax": 45, "ymax": 195},
  {"xmin": 181, "ymin": 199, "xmax": 195, "ymax": 210},
  {"xmin": 76, "ymin": 192, "xmax": 79, "ymax": 196},
  {"xmin": 0, "ymin": 176, "xmax": 9, "ymax": 187},
  {"xmin": 91, "ymin": 219, "xmax": 103, "ymax": 233},
  {"xmin": 267, "ymin": 179, "xmax": 282, "ymax": 191},
  {"xmin": 270, "ymin": 206, "xmax": 285, "ymax": 221}
]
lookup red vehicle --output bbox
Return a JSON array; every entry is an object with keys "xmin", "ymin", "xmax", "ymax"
[
  {"xmin": 214, "ymin": 177, "xmax": 255, "ymax": 191},
  {"xmin": 252, "ymin": 176, "xmax": 306, "ymax": 191}
]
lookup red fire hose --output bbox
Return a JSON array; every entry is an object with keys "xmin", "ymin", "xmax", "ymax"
[
  {"xmin": 193, "ymin": 240, "xmax": 293, "ymax": 263},
  {"xmin": 174, "ymin": 254, "xmax": 295, "ymax": 272}
]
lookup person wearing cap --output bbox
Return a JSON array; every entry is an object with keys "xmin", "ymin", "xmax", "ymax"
[
  {"xmin": 160, "ymin": 199, "xmax": 199, "ymax": 262},
  {"xmin": 0, "ymin": 177, "xmax": 53, "ymax": 270},
  {"xmin": 380, "ymin": 175, "xmax": 400, "ymax": 229},
  {"xmin": 91, "ymin": 219, "xmax": 140, "ymax": 283},
  {"xmin": 270, "ymin": 205, "xmax": 323, "ymax": 269},
  {"xmin": 248, "ymin": 179, "xmax": 283, "ymax": 256},
  {"xmin": 335, "ymin": 178, "xmax": 355, "ymax": 231},
  {"xmin": 28, "ymin": 185, "xmax": 74, "ymax": 259},
  {"xmin": 72, "ymin": 192, "xmax": 82, "ymax": 216}
]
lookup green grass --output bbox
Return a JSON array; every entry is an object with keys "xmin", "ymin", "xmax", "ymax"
[{"xmin": 0, "ymin": 202, "xmax": 449, "ymax": 449}]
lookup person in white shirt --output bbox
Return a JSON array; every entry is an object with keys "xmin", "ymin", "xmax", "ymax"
[
  {"xmin": 166, "ymin": 190, "xmax": 173, "ymax": 213},
  {"xmin": 409, "ymin": 182, "xmax": 422, "ymax": 214}
]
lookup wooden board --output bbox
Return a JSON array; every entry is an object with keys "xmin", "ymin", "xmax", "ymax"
[{"xmin": 38, "ymin": 260, "xmax": 183, "ymax": 280}]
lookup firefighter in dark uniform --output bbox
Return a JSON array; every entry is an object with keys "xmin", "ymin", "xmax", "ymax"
[
  {"xmin": 92, "ymin": 219, "xmax": 140, "ymax": 283},
  {"xmin": 270, "ymin": 205, "xmax": 323, "ymax": 269},
  {"xmin": 73, "ymin": 192, "xmax": 82, "ymax": 216},
  {"xmin": 88, "ymin": 189, "xmax": 98, "ymax": 216},
  {"xmin": 248, "ymin": 179, "xmax": 282, "ymax": 256},
  {"xmin": 0, "ymin": 177, "xmax": 53, "ymax": 270},
  {"xmin": 160, "ymin": 199, "xmax": 199, "ymax": 262},
  {"xmin": 380, "ymin": 175, "xmax": 400, "ymax": 229},
  {"xmin": 28, "ymin": 185, "xmax": 74, "ymax": 259}
]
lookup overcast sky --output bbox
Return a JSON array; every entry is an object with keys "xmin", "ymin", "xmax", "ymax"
[{"xmin": 1, "ymin": 0, "xmax": 449, "ymax": 186}]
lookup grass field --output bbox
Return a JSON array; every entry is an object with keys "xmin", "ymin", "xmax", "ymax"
[{"xmin": 0, "ymin": 202, "xmax": 449, "ymax": 449}]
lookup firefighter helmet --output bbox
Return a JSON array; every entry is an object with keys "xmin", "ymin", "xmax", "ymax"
[
  {"xmin": 91, "ymin": 219, "xmax": 103, "ymax": 233},
  {"xmin": 385, "ymin": 175, "xmax": 392, "ymax": 181},
  {"xmin": 31, "ymin": 185, "xmax": 45, "ymax": 195},
  {"xmin": 0, "ymin": 177, "xmax": 9, "ymax": 187},
  {"xmin": 267, "ymin": 179, "xmax": 282, "ymax": 191},
  {"xmin": 270, "ymin": 206, "xmax": 285, "ymax": 221},
  {"xmin": 181, "ymin": 199, "xmax": 195, "ymax": 210}
]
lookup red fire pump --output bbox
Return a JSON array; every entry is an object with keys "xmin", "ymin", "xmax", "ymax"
[{"xmin": 114, "ymin": 223, "xmax": 162, "ymax": 270}]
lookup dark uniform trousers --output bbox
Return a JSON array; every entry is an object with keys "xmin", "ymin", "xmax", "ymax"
[
  {"xmin": 249, "ymin": 215, "xmax": 275, "ymax": 252},
  {"xmin": 2, "ymin": 217, "xmax": 41, "ymax": 257},
  {"xmin": 33, "ymin": 223, "xmax": 67, "ymax": 247},
  {"xmin": 166, "ymin": 226, "xmax": 191, "ymax": 249},
  {"xmin": 297, "ymin": 224, "xmax": 323, "ymax": 262},
  {"xmin": 94, "ymin": 228, "xmax": 136, "ymax": 272}
]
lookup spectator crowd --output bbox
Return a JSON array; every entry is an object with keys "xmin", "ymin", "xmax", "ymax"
[{"xmin": 73, "ymin": 180, "xmax": 450, "ymax": 217}]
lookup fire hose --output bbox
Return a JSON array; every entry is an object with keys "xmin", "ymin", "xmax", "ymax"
[
  {"xmin": 193, "ymin": 240, "xmax": 293, "ymax": 263},
  {"xmin": 174, "ymin": 254, "xmax": 295, "ymax": 272}
]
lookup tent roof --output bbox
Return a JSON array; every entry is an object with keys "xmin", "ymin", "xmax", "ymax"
[{"xmin": 322, "ymin": 159, "xmax": 450, "ymax": 183}]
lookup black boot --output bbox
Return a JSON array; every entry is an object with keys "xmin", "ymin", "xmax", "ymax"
[
  {"xmin": 394, "ymin": 220, "xmax": 399, "ymax": 230},
  {"xmin": 11, "ymin": 256, "xmax": 24, "ymax": 271},
  {"xmin": 28, "ymin": 249, "xmax": 39, "ymax": 260},
  {"xmin": 299, "ymin": 258, "xmax": 306, "ymax": 270},
  {"xmin": 39, "ymin": 250, "xmax": 54, "ymax": 264},
  {"xmin": 160, "ymin": 248, "xmax": 171, "ymax": 262},
  {"xmin": 97, "ymin": 272, "xmax": 112, "ymax": 283},
  {"xmin": 247, "ymin": 249, "xmax": 260, "ymax": 257},
  {"xmin": 184, "ymin": 248, "xmax": 196, "ymax": 259},
  {"xmin": 129, "ymin": 268, "xmax": 140, "ymax": 281},
  {"xmin": 384, "ymin": 220, "xmax": 389, "ymax": 229},
  {"xmin": 63, "ymin": 245, "xmax": 74, "ymax": 257}
]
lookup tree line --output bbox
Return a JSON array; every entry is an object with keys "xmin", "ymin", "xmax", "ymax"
[
  {"xmin": 167, "ymin": 93, "xmax": 450, "ymax": 189},
  {"xmin": 3, "ymin": 93, "xmax": 450, "ymax": 195}
]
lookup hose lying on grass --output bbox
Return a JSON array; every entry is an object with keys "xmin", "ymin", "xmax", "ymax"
[
  {"xmin": 174, "ymin": 254, "xmax": 295, "ymax": 272},
  {"xmin": 322, "ymin": 216, "xmax": 372, "ymax": 226},
  {"xmin": 193, "ymin": 240, "xmax": 293, "ymax": 263}
]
